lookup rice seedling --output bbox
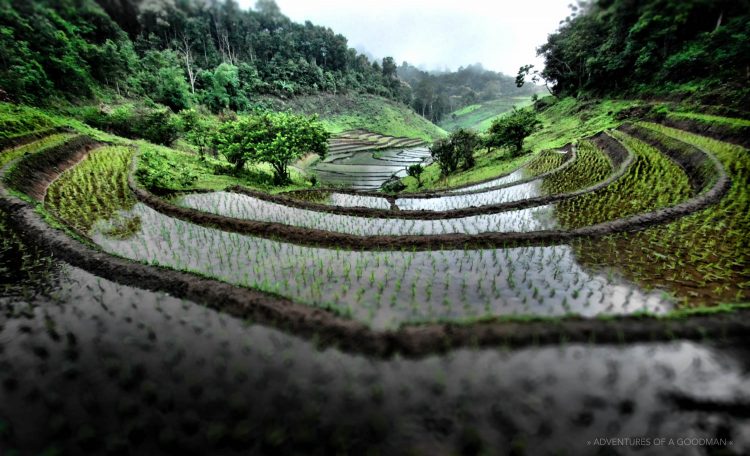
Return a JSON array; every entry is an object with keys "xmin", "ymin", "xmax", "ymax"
[
  {"xmin": 572, "ymin": 124, "xmax": 750, "ymax": 305},
  {"xmin": 46, "ymin": 146, "xmax": 139, "ymax": 236}
]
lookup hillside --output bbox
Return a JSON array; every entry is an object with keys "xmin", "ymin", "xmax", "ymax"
[
  {"xmin": 438, "ymin": 96, "xmax": 536, "ymax": 132},
  {"xmin": 260, "ymin": 93, "xmax": 445, "ymax": 142},
  {"xmin": 397, "ymin": 62, "xmax": 542, "ymax": 124}
]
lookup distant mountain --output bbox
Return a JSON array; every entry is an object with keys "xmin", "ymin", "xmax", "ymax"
[{"xmin": 398, "ymin": 62, "xmax": 543, "ymax": 123}]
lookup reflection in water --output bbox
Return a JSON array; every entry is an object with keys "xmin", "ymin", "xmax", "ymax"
[
  {"xmin": 396, "ymin": 181, "xmax": 543, "ymax": 211},
  {"xmin": 0, "ymin": 264, "xmax": 747, "ymax": 455},
  {"xmin": 313, "ymin": 147, "xmax": 430, "ymax": 189},
  {"xmin": 175, "ymin": 190, "xmax": 559, "ymax": 235},
  {"xmin": 94, "ymin": 204, "xmax": 672, "ymax": 329},
  {"xmin": 447, "ymin": 168, "xmax": 527, "ymax": 193}
]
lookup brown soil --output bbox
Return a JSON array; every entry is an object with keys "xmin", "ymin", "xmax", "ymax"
[
  {"xmin": 4, "ymin": 135, "xmax": 101, "ymax": 201},
  {"xmin": 0, "ymin": 126, "xmax": 72, "ymax": 151}
]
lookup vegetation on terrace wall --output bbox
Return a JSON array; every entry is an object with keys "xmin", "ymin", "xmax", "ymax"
[{"xmin": 532, "ymin": 0, "xmax": 750, "ymax": 108}]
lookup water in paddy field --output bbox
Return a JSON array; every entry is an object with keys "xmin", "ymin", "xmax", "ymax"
[
  {"xmin": 174, "ymin": 191, "xmax": 560, "ymax": 235},
  {"xmin": 312, "ymin": 146, "xmax": 431, "ymax": 189},
  {"xmin": 1, "ymin": 258, "xmax": 748, "ymax": 455},
  {"xmin": 94, "ymin": 203, "xmax": 673, "ymax": 330}
]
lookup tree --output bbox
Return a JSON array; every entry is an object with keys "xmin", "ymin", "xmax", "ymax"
[
  {"xmin": 406, "ymin": 163, "xmax": 424, "ymax": 187},
  {"xmin": 201, "ymin": 63, "xmax": 248, "ymax": 113},
  {"xmin": 486, "ymin": 108, "xmax": 540, "ymax": 156},
  {"xmin": 450, "ymin": 129, "xmax": 479, "ymax": 170},
  {"xmin": 175, "ymin": 33, "xmax": 198, "ymax": 94},
  {"xmin": 135, "ymin": 50, "xmax": 192, "ymax": 111},
  {"xmin": 430, "ymin": 129, "xmax": 480, "ymax": 175},
  {"xmin": 179, "ymin": 108, "xmax": 217, "ymax": 157},
  {"xmin": 215, "ymin": 112, "xmax": 329, "ymax": 184},
  {"xmin": 516, "ymin": 64, "xmax": 555, "ymax": 96}
]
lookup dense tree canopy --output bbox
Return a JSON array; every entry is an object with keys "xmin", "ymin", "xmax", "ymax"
[
  {"xmin": 215, "ymin": 112, "xmax": 329, "ymax": 183},
  {"xmin": 528, "ymin": 0, "xmax": 750, "ymax": 107},
  {"xmin": 0, "ymin": 0, "xmax": 409, "ymax": 108},
  {"xmin": 430, "ymin": 129, "xmax": 480, "ymax": 175}
]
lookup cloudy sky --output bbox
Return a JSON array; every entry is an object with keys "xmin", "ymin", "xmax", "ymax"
[{"xmin": 237, "ymin": 0, "xmax": 573, "ymax": 76}]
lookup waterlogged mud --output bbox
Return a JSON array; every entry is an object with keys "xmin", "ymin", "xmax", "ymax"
[
  {"xmin": 93, "ymin": 203, "xmax": 673, "ymax": 329},
  {"xmin": 1, "ymin": 263, "xmax": 749, "ymax": 454}
]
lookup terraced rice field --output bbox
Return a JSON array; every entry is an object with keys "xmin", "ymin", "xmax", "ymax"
[
  {"xmin": 312, "ymin": 130, "xmax": 429, "ymax": 189},
  {"xmin": 1, "ymin": 117, "xmax": 749, "ymax": 454}
]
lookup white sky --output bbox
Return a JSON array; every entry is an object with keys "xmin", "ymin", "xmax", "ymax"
[{"xmin": 236, "ymin": 0, "xmax": 573, "ymax": 76}]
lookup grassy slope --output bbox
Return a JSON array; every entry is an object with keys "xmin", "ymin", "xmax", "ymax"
[
  {"xmin": 0, "ymin": 102, "xmax": 310, "ymax": 193},
  {"xmin": 439, "ymin": 96, "xmax": 535, "ymax": 132},
  {"xmin": 260, "ymin": 93, "xmax": 446, "ymax": 141},
  {"xmin": 404, "ymin": 97, "xmax": 655, "ymax": 191}
]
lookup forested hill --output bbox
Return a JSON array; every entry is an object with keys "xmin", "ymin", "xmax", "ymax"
[
  {"xmin": 0, "ymin": 0, "xmax": 409, "ymax": 110},
  {"xmin": 398, "ymin": 63, "xmax": 541, "ymax": 123},
  {"xmin": 528, "ymin": 0, "xmax": 750, "ymax": 110}
]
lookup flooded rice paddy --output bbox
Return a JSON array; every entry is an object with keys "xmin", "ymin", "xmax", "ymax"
[
  {"xmin": 174, "ymin": 190, "xmax": 559, "ymax": 235},
  {"xmin": 0, "ymin": 257, "xmax": 747, "ymax": 455},
  {"xmin": 313, "ymin": 146, "xmax": 431, "ymax": 189},
  {"xmin": 93, "ymin": 203, "xmax": 672, "ymax": 329}
]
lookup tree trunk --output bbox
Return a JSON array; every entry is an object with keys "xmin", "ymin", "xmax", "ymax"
[
  {"xmin": 234, "ymin": 159, "xmax": 246, "ymax": 173},
  {"xmin": 272, "ymin": 162, "xmax": 289, "ymax": 185}
]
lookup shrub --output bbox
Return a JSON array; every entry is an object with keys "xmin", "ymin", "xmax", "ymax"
[
  {"xmin": 430, "ymin": 129, "xmax": 480, "ymax": 175},
  {"xmin": 82, "ymin": 103, "xmax": 181, "ymax": 145},
  {"xmin": 215, "ymin": 112, "xmax": 329, "ymax": 184},
  {"xmin": 406, "ymin": 163, "xmax": 424, "ymax": 186},
  {"xmin": 485, "ymin": 108, "xmax": 540, "ymax": 156}
]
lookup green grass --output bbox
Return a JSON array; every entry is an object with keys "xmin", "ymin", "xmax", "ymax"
[
  {"xmin": 439, "ymin": 97, "xmax": 534, "ymax": 132},
  {"xmin": 0, "ymin": 103, "xmax": 60, "ymax": 139},
  {"xmin": 0, "ymin": 102, "xmax": 131, "ymax": 145},
  {"xmin": 135, "ymin": 142, "xmax": 311, "ymax": 194},
  {"xmin": 523, "ymin": 97, "xmax": 641, "ymax": 152},
  {"xmin": 666, "ymin": 111, "xmax": 750, "ymax": 128},
  {"xmin": 259, "ymin": 93, "xmax": 446, "ymax": 142},
  {"xmin": 46, "ymin": 146, "xmax": 137, "ymax": 235},
  {"xmin": 452, "ymin": 104, "xmax": 482, "ymax": 117},
  {"xmin": 0, "ymin": 133, "xmax": 77, "ymax": 168},
  {"xmin": 408, "ymin": 97, "xmax": 661, "ymax": 192},
  {"xmin": 401, "ymin": 150, "xmax": 532, "ymax": 192}
]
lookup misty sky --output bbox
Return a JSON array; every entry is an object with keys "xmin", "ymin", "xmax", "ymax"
[{"xmin": 237, "ymin": 0, "xmax": 573, "ymax": 76}]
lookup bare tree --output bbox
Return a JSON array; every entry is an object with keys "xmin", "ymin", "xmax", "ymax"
[{"xmin": 177, "ymin": 33, "xmax": 197, "ymax": 94}]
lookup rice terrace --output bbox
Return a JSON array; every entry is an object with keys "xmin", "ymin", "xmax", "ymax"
[{"xmin": 1, "ymin": 0, "xmax": 749, "ymax": 454}]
